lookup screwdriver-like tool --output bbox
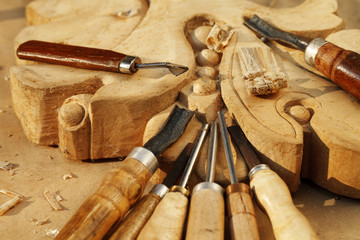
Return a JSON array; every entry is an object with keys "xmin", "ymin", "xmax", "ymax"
[
  {"xmin": 54, "ymin": 105, "xmax": 194, "ymax": 240},
  {"xmin": 186, "ymin": 122, "xmax": 225, "ymax": 240},
  {"xmin": 16, "ymin": 40, "xmax": 189, "ymax": 76},
  {"xmin": 218, "ymin": 110, "xmax": 260, "ymax": 240},
  {"xmin": 137, "ymin": 123, "xmax": 209, "ymax": 240},
  {"xmin": 108, "ymin": 143, "xmax": 194, "ymax": 240},
  {"xmin": 244, "ymin": 14, "xmax": 360, "ymax": 100},
  {"xmin": 228, "ymin": 124, "xmax": 319, "ymax": 240}
]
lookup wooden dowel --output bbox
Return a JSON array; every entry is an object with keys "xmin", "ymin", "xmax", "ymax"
[
  {"xmin": 226, "ymin": 183, "xmax": 259, "ymax": 240},
  {"xmin": 137, "ymin": 191, "xmax": 188, "ymax": 240},
  {"xmin": 108, "ymin": 193, "xmax": 161, "ymax": 240},
  {"xmin": 186, "ymin": 187, "xmax": 225, "ymax": 240},
  {"xmin": 315, "ymin": 42, "xmax": 360, "ymax": 100},
  {"xmin": 250, "ymin": 169, "xmax": 319, "ymax": 240},
  {"xmin": 54, "ymin": 157, "xmax": 151, "ymax": 240}
]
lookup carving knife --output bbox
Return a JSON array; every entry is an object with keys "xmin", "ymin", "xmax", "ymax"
[
  {"xmin": 16, "ymin": 40, "xmax": 189, "ymax": 76},
  {"xmin": 54, "ymin": 105, "xmax": 194, "ymax": 240},
  {"xmin": 244, "ymin": 14, "xmax": 360, "ymax": 100},
  {"xmin": 108, "ymin": 143, "xmax": 194, "ymax": 240},
  {"xmin": 218, "ymin": 110, "xmax": 260, "ymax": 240},
  {"xmin": 228, "ymin": 123, "xmax": 319, "ymax": 240},
  {"xmin": 186, "ymin": 122, "xmax": 225, "ymax": 240},
  {"xmin": 137, "ymin": 123, "xmax": 209, "ymax": 240}
]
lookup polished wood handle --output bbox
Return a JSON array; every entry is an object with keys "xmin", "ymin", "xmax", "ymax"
[
  {"xmin": 17, "ymin": 40, "xmax": 127, "ymax": 72},
  {"xmin": 108, "ymin": 193, "xmax": 161, "ymax": 240},
  {"xmin": 250, "ymin": 169, "xmax": 318, "ymax": 240},
  {"xmin": 186, "ymin": 188, "xmax": 225, "ymax": 240},
  {"xmin": 55, "ymin": 157, "xmax": 151, "ymax": 240},
  {"xmin": 137, "ymin": 191, "xmax": 188, "ymax": 240},
  {"xmin": 315, "ymin": 42, "xmax": 360, "ymax": 100},
  {"xmin": 226, "ymin": 183, "xmax": 259, "ymax": 240}
]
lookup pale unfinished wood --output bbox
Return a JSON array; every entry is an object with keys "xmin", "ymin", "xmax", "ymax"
[
  {"xmin": 186, "ymin": 188, "xmax": 225, "ymax": 240},
  {"xmin": 137, "ymin": 191, "xmax": 188, "ymax": 240},
  {"xmin": 58, "ymin": 94, "xmax": 92, "ymax": 160},
  {"xmin": 250, "ymin": 169, "xmax": 318, "ymax": 240},
  {"xmin": 9, "ymin": 0, "xmax": 360, "ymax": 198}
]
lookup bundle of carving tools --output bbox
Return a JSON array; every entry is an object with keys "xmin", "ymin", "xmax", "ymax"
[
  {"xmin": 244, "ymin": 14, "xmax": 360, "ymax": 100},
  {"xmin": 17, "ymin": 40, "xmax": 189, "ymax": 76}
]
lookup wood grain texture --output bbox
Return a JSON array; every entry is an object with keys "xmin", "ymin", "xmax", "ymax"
[
  {"xmin": 108, "ymin": 193, "xmax": 161, "ymax": 240},
  {"xmin": 250, "ymin": 169, "xmax": 318, "ymax": 240},
  {"xmin": 137, "ymin": 191, "xmax": 188, "ymax": 240},
  {"xmin": 17, "ymin": 40, "xmax": 128, "ymax": 73},
  {"xmin": 186, "ymin": 188, "xmax": 225, "ymax": 240},
  {"xmin": 315, "ymin": 42, "xmax": 360, "ymax": 100},
  {"xmin": 55, "ymin": 157, "xmax": 151, "ymax": 240},
  {"xmin": 226, "ymin": 183, "xmax": 259, "ymax": 240}
]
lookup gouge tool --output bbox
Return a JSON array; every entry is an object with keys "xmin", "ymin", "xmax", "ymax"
[
  {"xmin": 54, "ymin": 105, "xmax": 194, "ymax": 240},
  {"xmin": 186, "ymin": 122, "xmax": 225, "ymax": 240},
  {"xmin": 108, "ymin": 143, "xmax": 194, "ymax": 240},
  {"xmin": 17, "ymin": 40, "xmax": 189, "ymax": 76},
  {"xmin": 228, "ymin": 124, "xmax": 319, "ymax": 240},
  {"xmin": 137, "ymin": 123, "xmax": 209, "ymax": 240},
  {"xmin": 218, "ymin": 110, "xmax": 260, "ymax": 240},
  {"xmin": 244, "ymin": 14, "xmax": 360, "ymax": 100}
]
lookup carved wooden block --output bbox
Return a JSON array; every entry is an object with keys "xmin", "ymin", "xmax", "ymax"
[{"xmin": 9, "ymin": 0, "xmax": 360, "ymax": 198}]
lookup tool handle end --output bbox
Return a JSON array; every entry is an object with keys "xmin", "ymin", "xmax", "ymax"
[
  {"xmin": 314, "ymin": 42, "xmax": 360, "ymax": 100},
  {"xmin": 55, "ymin": 157, "xmax": 151, "ymax": 240},
  {"xmin": 250, "ymin": 169, "xmax": 319, "ymax": 240}
]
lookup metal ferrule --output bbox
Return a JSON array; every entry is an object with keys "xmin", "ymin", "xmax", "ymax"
[
  {"xmin": 169, "ymin": 185, "xmax": 190, "ymax": 198},
  {"xmin": 304, "ymin": 38, "xmax": 328, "ymax": 67},
  {"xmin": 119, "ymin": 55, "xmax": 141, "ymax": 74},
  {"xmin": 192, "ymin": 182, "xmax": 224, "ymax": 195},
  {"xmin": 249, "ymin": 164, "xmax": 270, "ymax": 180},
  {"xmin": 127, "ymin": 147, "xmax": 158, "ymax": 175},
  {"xmin": 150, "ymin": 184, "xmax": 169, "ymax": 199}
]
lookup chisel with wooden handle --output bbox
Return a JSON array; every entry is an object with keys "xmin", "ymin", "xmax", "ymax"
[
  {"xmin": 108, "ymin": 143, "xmax": 194, "ymax": 240},
  {"xmin": 244, "ymin": 14, "xmax": 360, "ymax": 100},
  {"xmin": 16, "ymin": 40, "xmax": 189, "ymax": 76},
  {"xmin": 228, "ymin": 124, "xmax": 319, "ymax": 240},
  {"xmin": 54, "ymin": 105, "xmax": 194, "ymax": 240},
  {"xmin": 186, "ymin": 122, "xmax": 225, "ymax": 240},
  {"xmin": 137, "ymin": 123, "xmax": 209, "ymax": 240},
  {"xmin": 218, "ymin": 110, "xmax": 260, "ymax": 240}
]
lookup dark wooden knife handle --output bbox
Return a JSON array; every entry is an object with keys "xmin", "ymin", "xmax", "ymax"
[
  {"xmin": 315, "ymin": 42, "xmax": 360, "ymax": 100},
  {"xmin": 17, "ymin": 40, "xmax": 127, "ymax": 72}
]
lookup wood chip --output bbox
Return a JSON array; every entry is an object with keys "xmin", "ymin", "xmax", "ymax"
[
  {"xmin": 30, "ymin": 217, "xmax": 50, "ymax": 226},
  {"xmin": 62, "ymin": 173, "xmax": 74, "ymax": 180},
  {"xmin": 0, "ymin": 161, "xmax": 12, "ymax": 171},
  {"xmin": 0, "ymin": 189, "xmax": 23, "ymax": 216},
  {"xmin": 45, "ymin": 229, "xmax": 59, "ymax": 238},
  {"xmin": 43, "ymin": 190, "xmax": 62, "ymax": 211}
]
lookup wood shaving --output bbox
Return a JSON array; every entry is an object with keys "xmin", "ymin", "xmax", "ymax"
[
  {"xmin": 62, "ymin": 173, "xmax": 74, "ymax": 180},
  {"xmin": 0, "ymin": 189, "xmax": 23, "ymax": 216},
  {"xmin": 45, "ymin": 229, "xmax": 59, "ymax": 238},
  {"xmin": 0, "ymin": 161, "xmax": 12, "ymax": 171},
  {"xmin": 30, "ymin": 217, "xmax": 49, "ymax": 226},
  {"xmin": 43, "ymin": 190, "xmax": 62, "ymax": 211}
]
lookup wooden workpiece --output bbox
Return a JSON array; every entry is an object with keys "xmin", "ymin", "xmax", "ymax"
[{"xmin": 1, "ymin": 0, "xmax": 360, "ymax": 239}]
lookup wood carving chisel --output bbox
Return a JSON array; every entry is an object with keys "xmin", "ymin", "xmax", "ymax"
[
  {"xmin": 108, "ymin": 143, "xmax": 194, "ymax": 240},
  {"xmin": 228, "ymin": 124, "xmax": 319, "ymax": 240},
  {"xmin": 137, "ymin": 123, "xmax": 209, "ymax": 240},
  {"xmin": 218, "ymin": 110, "xmax": 260, "ymax": 240},
  {"xmin": 54, "ymin": 105, "xmax": 194, "ymax": 240},
  {"xmin": 16, "ymin": 40, "xmax": 189, "ymax": 76},
  {"xmin": 244, "ymin": 14, "xmax": 360, "ymax": 100},
  {"xmin": 186, "ymin": 122, "xmax": 225, "ymax": 240}
]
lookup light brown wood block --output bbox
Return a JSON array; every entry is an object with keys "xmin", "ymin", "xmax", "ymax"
[{"xmin": 9, "ymin": 0, "xmax": 360, "ymax": 198}]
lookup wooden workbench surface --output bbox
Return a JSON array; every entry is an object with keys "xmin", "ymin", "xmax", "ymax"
[{"xmin": 0, "ymin": 0, "xmax": 359, "ymax": 239}]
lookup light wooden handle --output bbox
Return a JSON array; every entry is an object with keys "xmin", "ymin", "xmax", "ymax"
[
  {"xmin": 137, "ymin": 191, "xmax": 188, "ymax": 240},
  {"xmin": 250, "ymin": 169, "xmax": 319, "ymax": 240},
  {"xmin": 226, "ymin": 183, "xmax": 259, "ymax": 240},
  {"xmin": 17, "ymin": 40, "xmax": 128, "ymax": 73},
  {"xmin": 108, "ymin": 193, "xmax": 161, "ymax": 240},
  {"xmin": 55, "ymin": 157, "xmax": 151, "ymax": 240},
  {"xmin": 315, "ymin": 42, "xmax": 360, "ymax": 100},
  {"xmin": 186, "ymin": 188, "xmax": 225, "ymax": 240}
]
